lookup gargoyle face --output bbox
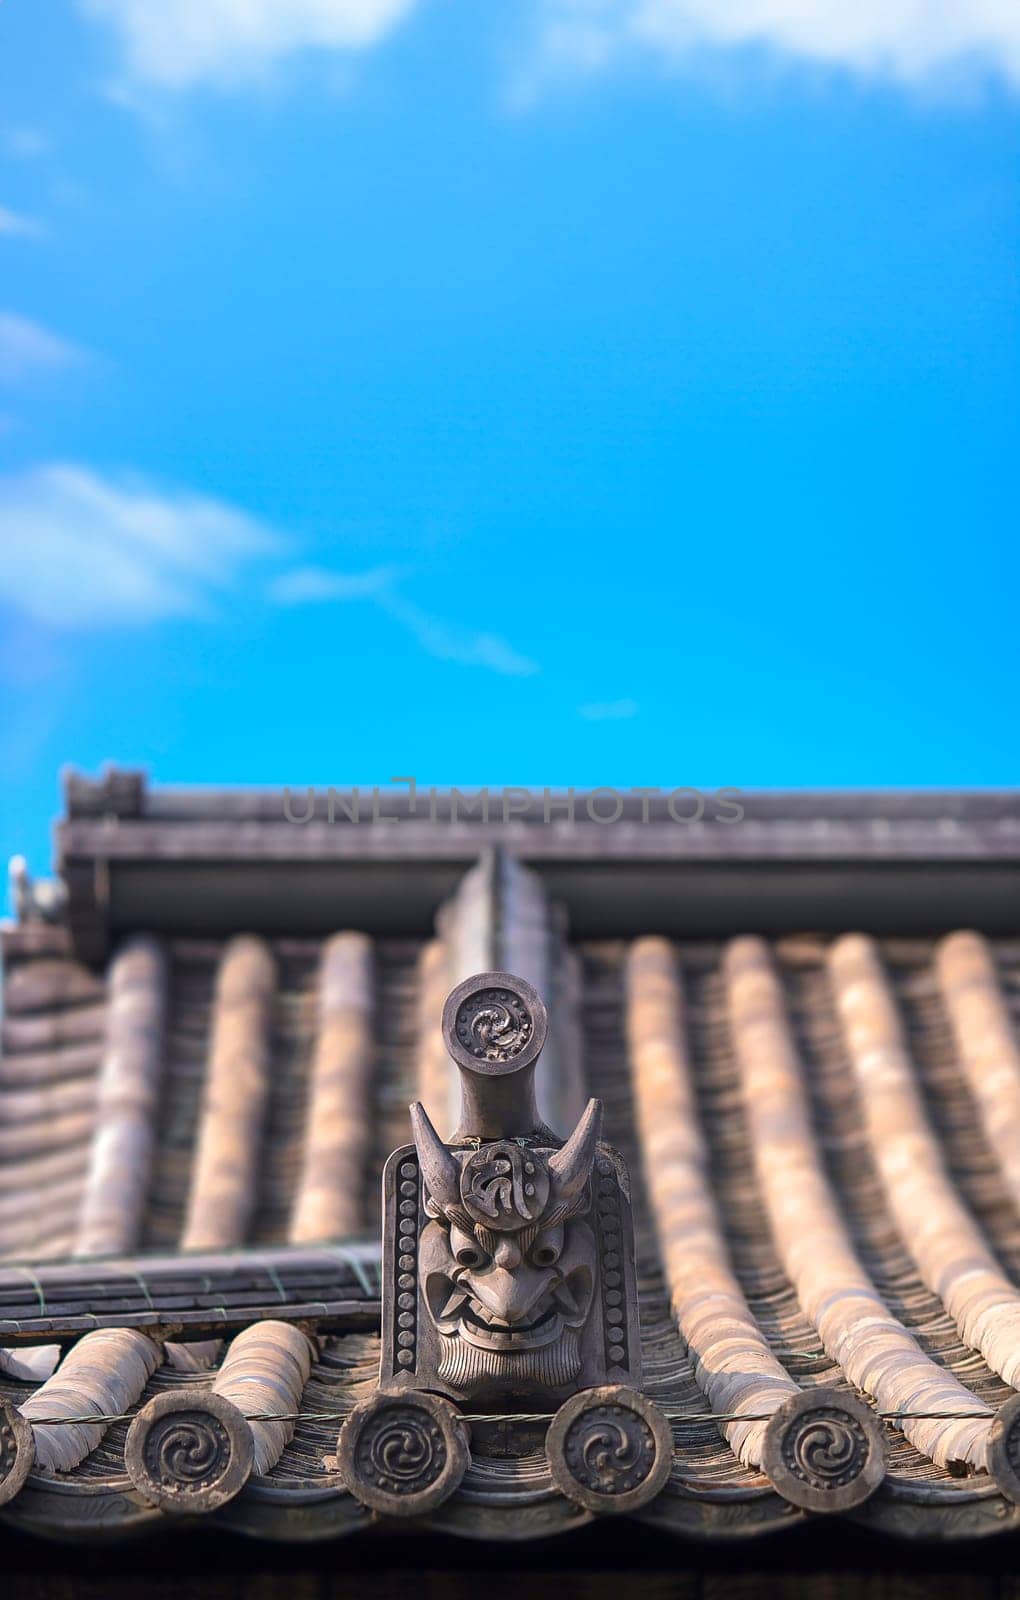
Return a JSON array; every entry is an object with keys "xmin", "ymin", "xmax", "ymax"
[
  {"xmin": 409, "ymin": 1105, "xmax": 603, "ymax": 1399},
  {"xmin": 420, "ymin": 1206, "xmax": 596, "ymax": 1393}
]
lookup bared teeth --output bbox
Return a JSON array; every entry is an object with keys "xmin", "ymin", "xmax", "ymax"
[
  {"xmin": 554, "ymin": 1280, "xmax": 580, "ymax": 1317},
  {"xmin": 458, "ymin": 1310, "xmax": 563, "ymax": 1352},
  {"xmin": 440, "ymin": 1288, "xmax": 469, "ymax": 1320}
]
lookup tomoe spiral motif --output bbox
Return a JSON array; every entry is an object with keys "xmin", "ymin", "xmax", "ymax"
[
  {"xmin": 356, "ymin": 1406, "xmax": 446, "ymax": 1495},
  {"xmin": 144, "ymin": 1411, "xmax": 231, "ymax": 1491},
  {"xmin": 455, "ymin": 988, "xmax": 533, "ymax": 1063},
  {"xmin": 781, "ymin": 1407, "xmax": 868, "ymax": 1490},
  {"xmin": 563, "ymin": 1406, "xmax": 656, "ymax": 1495},
  {"xmin": 460, "ymin": 1140, "xmax": 550, "ymax": 1226}
]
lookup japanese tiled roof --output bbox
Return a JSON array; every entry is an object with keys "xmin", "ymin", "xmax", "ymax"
[{"xmin": 2, "ymin": 774, "xmax": 1020, "ymax": 1543}]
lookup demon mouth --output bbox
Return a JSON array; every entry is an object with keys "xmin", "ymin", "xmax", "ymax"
[
  {"xmin": 426, "ymin": 1268, "xmax": 592, "ymax": 1354},
  {"xmin": 458, "ymin": 1297, "xmax": 561, "ymax": 1352}
]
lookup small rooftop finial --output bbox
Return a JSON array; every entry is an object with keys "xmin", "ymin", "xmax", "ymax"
[
  {"xmin": 7, "ymin": 855, "xmax": 67, "ymax": 925},
  {"xmin": 8, "ymin": 856, "xmax": 29, "ymax": 923},
  {"xmin": 440, "ymin": 971, "xmax": 553, "ymax": 1143}
]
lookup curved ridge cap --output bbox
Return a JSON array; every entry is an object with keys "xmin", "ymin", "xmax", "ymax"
[
  {"xmin": 725, "ymin": 935, "xmax": 994, "ymax": 1475},
  {"xmin": 19, "ymin": 1327, "xmax": 162, "ymax": 1473},
  {"xmin": 624, "ymin": 937, "xmax": 798, "ymax": 1471},
  {"xmin": 827, "ymin": 933, "xmax": 1020, "ymax": 1393},
  {"xmin": 935, "ymin": 931, "xmax": 1020, "ymax": 1212}
]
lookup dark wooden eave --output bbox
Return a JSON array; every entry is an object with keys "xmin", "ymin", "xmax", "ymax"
[{"xmin": 56, "ymin": 772, "xmax": 1020, "ymax": 961}]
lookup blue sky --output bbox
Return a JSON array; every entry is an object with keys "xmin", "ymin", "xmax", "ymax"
[{"xmin": 1, "ymin": 0, "xmax": 1018, "ymax": 880}]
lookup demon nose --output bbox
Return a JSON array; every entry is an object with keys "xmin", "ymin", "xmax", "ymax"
[
  {"xmin": 468, "ymin": 1265, "xmax": 551, "ymax": 1326},
  {"xmin": 493, "ymin": 1237, "xmax": 522, "ymax": 1270}
]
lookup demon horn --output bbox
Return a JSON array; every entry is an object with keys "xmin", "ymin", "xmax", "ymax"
[
  {"xmin": 548, "ymin": 1097, "xmax": 603, "ymax": 1202},
  {"xmin": 410, "ymin": 1101, "xmax": 461, "ymax": 1213}
]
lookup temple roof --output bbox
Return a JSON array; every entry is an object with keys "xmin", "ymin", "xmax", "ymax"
[{"xmin": 1, "ymin": 772, "xmax": 1020, "ymax": 1542}]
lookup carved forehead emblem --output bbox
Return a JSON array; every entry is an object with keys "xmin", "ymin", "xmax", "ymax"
[
  {"xmin": 442, "ymin": 971, "xmax": 548, "ymax": 1078},
  {"xmin": 456, "ymin": 988, "xmax": 532, "ymax": 1064},
  {"xmin": 460, "ymin": 1140, "xmax": 550, "ymax": 1228}
]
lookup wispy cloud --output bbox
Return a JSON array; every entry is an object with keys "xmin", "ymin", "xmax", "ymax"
[
  {"xmin": 380, "ymin": 590, "xmax": 540, "ymax": 676},
  {"xmin": 269, "ymin": 563, "xmax": 401, "ymax": 603},
  {"xmin": 75, "ymin": 0, "xmax": 1020, "ymax": 103},
  {"xmin": 79, "ymin": 0, "xmax": 420, "ymax": 91},
  {"xmin": 578, "ymin": 697, "xmax": 639, "ymax": 720},
  {"xmin": 0, "ymin": 314, "xmax": 83, "ymax": 383},
  {"xmin": 525, "ymin": 0, "xmax": 1020, "ymax": 95},
  {"xmin": 0, "ymin": 463, "xmax": 280, "ymax": 628},
  {"xmin": 3, "ymin": 128, "xmax": 49, "ymax": 160},
  {"xmin": 272, "ymin": 563, "xmax": 541, "ymax": 677},
  {"xmin": 0, "ymin": 206, "xmax": 44, "ymax": 241},
  {"xmin": 0, "ymin": 477, "xmax": 539, "ymax": 675}
]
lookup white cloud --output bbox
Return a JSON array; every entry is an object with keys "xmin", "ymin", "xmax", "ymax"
[
  {"xmin": 0, "ymin": 463, "xmax": 279, "ymax": 627},
  {"xmin": 273, "ymin": 563, "xmax": 541, "ymax": 676},
  {"xmin": 381, "ymin": 591, "xmax": 540, "ymax": 675},
  {"xmin": 75, "ymin": 0, "xmax": 1020, "ymax": 101},
  {"xmin": 3, "ymin": 128, "xmax": 50, "ymax": 161},
  {"xmin": 79, "ymin": 0, "xmax": 419, "ymax": 90},
  {"xmin": 269, "ymin": 563, "xmax": 401, "ymax": 603},
  {"xmin": 0, "ymin": 484, "xmax": 539, "ymax": 673},
  {"xmin": 578, "ymin": 697, "xmax": 639, "ymax": 720},
  {"xmin": 0, "ymin": 206, "xmax": 44, "ymax": 241},
  {"xmin": 0, "ymin": 314, "xmax": 82, "ymax": 382},
  {"xmin": 529, "ymin": 0, "xmax": 1020, "ymax": 92}
]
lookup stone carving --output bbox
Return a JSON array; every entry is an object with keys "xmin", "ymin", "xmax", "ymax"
[
  {"xmin": 379, "ymin": 972, "xmax": 641, "ymax": 1405},
  {"xmin": 360, "ymin": 969, "xmax": 665, "ymax": 1520},
  {"xmin": 452, "ymin": 984, "xmax": 536, "ymax": 1065},
  {"xmin": 781, "ymin": 1407, "xmax": 867, "ymax": 1489},
  {"xmin": 763, "ymin": 1388, "xmax": 887, "ymax": 1513},
  {"xmin": 391, "ymin": 1153, "xmax": 422, "ymax": 1371},
  {"xmin": 989, "ymin": 1392, "xmax": 1020, "ymax": 1505},
  {"xmin": 337, "ymin": 1391, "xmax": 469, "ymax": 1516},
  {"xmin": 0, "ymin": 1399, "xmax": 35, "ymax": 1507},
  {"xmin": 414, "ymin": 1113, "xmax": 599, "ymax": 1398},
  {"xmin": 546, "ymin": 1385, "xmax": 673, "ymax": 1514},
  {"xmin": 355, "ymin": 1405, "xmax": 444, "ymax": 1493},
  {"xmin": 144, "ymin": 1411, "xmax": 231, "ymax": 1490},
  {"xmin": 125, "ymin": 1390, "xmax": 254, "ymax": 1513}
]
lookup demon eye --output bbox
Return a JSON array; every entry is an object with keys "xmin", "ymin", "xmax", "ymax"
[
  {"xmin": 450, "ymin": 1224, "xmax": 488, "ymax": 1269},
  {"xmin": 531, "ymin": 1223, "xmax": 563, "ymax": 1267}
]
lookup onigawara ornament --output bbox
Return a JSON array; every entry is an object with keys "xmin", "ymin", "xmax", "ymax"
[
  {"xmin": 340, "ymin": 970, "xmax": 672, "ymax": 1521},
  {"xmin": 379, "ymin": 970, "xmax": 641, "ymax": 1403}
]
